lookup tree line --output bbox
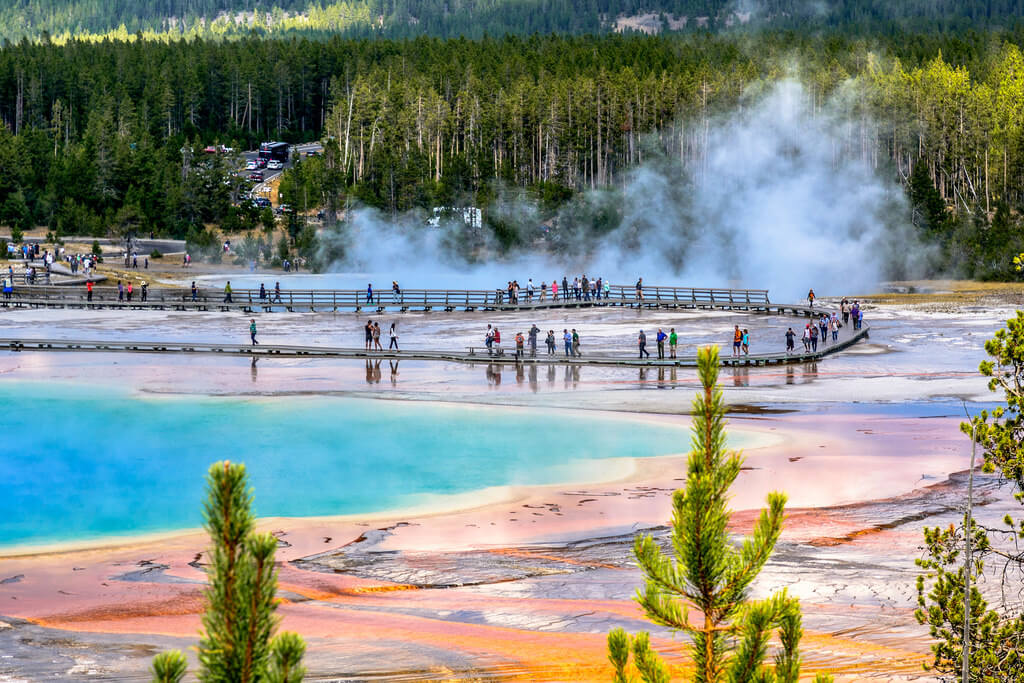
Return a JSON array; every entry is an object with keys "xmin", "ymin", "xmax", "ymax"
[{"xmin": 1, "ymin": 31, "xmax": 1023, "ymax": 276}]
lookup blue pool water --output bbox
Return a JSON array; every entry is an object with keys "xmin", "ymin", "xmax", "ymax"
[{"xmin": 0, "ymin": 382, "xmax": 705, "ymax": 548}]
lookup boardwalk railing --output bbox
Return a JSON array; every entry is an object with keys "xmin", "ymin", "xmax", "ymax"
[{"xmin": 2, "ymin": 284, "xmax": 770, "ymax": 311}]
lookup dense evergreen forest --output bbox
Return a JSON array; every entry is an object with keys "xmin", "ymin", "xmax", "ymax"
[
  {"xmin": 1, "ymin": 0, "xmax": 1023, "ymax": 43},
  {"xmin": 0, "ymin": 31, "xmax": 1022, "ymax": 277}
]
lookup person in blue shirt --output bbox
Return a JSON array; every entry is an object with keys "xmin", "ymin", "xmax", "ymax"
[
  {"xmin": 656, "ymin": 328, "xmax": 667, "ymax": 359},
  {"xmin": 366, "ymin": 283, "xmax": 373, "ymax": 304}
]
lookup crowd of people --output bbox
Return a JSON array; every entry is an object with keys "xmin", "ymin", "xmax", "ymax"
[{"xmin": 493, "ymin": 275, "xmax": 617, "ymax": 304}]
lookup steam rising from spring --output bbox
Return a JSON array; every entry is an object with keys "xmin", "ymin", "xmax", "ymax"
[{"xmin": 321, "ymin": 80, "xmax": 924, "ymax": 299}]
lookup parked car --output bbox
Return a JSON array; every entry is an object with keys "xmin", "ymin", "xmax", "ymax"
[
  {"xmin": 245, "ymin": 160, "xmax": 257, "ymax": 170},
  {"xmin": 266, "ymin": 159, "xmax": 283, "ymax": 170},
  {"xmin": 248, "ymin": 171, "xmax": 264, "ymax": 182}
]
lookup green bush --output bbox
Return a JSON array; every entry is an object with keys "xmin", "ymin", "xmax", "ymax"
[
  {"xmin": 150, "ymin": 249, "xmax": 163, "ymax": 259},
  {"xmin": 91, "ymin": 240, "xmax": 102, "ymax": 257},
  {"xmin": 0, "ymin": 240, "xmax": 6, "ymax": 259}
]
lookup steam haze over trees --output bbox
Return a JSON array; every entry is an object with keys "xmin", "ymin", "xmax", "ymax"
[{"xmin": 0, "ymin": 3, "xmax": 1022, "ymax": 279}]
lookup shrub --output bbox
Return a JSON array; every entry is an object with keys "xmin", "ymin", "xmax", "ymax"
[{"xmin": 150, "ymin": 249, "xmax": 163, "ymax": 259}]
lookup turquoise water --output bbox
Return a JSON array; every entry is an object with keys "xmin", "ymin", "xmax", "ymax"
[{"xmin": 0, "ymin": 382, "xmax": 707, "ymax": 548}]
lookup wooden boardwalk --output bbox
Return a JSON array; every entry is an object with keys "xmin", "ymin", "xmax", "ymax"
[
  {"xmin": 0, "ymin": 284, "xmax": 831, "ymax": 319},
  {"xmin": 0, "ymin": 325, "xmax": 868, "ymax": 367}
]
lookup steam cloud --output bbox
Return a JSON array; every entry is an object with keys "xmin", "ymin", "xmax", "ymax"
[{"xmin": 320, "ymin": 80, "xmax": 926, "ymax": 299}]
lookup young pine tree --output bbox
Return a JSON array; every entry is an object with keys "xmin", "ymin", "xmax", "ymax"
[
  {"xmin": 150, "ymin": 461, "xmax": 307, "ymax": 683},
  {"xmin": 916, "ymin": 311, "xmax": 1024, "ymax": 681},
  {"xmin": 608, "ymin": 346, "xmax": 832, "ymax": 683}
]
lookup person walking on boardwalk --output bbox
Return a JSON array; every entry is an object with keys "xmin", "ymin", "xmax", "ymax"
[
  {"xmin": 572, "ymin": 329, "xmax": 581, "ymax": 357},
  {"xmin": 364, "ymin": 320, "xmax": 374, "ymax": 350},
  {"xmin": 819, "ymin": 316, "xmax": 828, "ymax": 345},
  {"xmin": 86, "ymin": 280, "xmax": 93, "ymax": 302},
  {"xmin": 656, "ymin": 328, "xmax": 666, "ymax": 359},
  {"xmin": 515, "ymin": 332, "xmax": 525, "ymax": 359},
  {"xmin": 373, "ymin": 322, "xmax": 383, "ymax": 351},
  {"xmin": 581, "ymin": 275, "xmax": 589, "ymax": 301},
  {"xmin": 259, "ymin": 283, "xmax": 266, "ymax": 300},
  {"xmin": 366, "ymin": 283, "xmax": 373, "ymax": 304},
  {"xmin": 638, "ymin": 330, "xmax": 650, "ymax": 358},
  {"xmin": 807, "ymin": 288, "xmax": 815, "ymax": 307},
  {"xmin": 562, "ymin": 276, "xmax": 569, "ymax": 300},
  {"xmin": 191, "ymin": 281, "xmax": 198, "ymax": 302},
  {"xmin": 141, "ymin": 281, "xmax": 148, "ymax": 302},
  {"xmin": 528, "ymin": 324, "xmax": 540, "ymax": 357},
  {"xmin": 527, "ymin": 279, "xmax": 535, "ymax": 302},
  {"xmin": 274, "ymin": 281, "xmax": 282, "ymax": 303},
  {"xmin": 636, "ymin": 278, "xmax": 644, "ymax": 301},
  {"xmin": 741, "ymin": 329, "xmax": 750, "ymax": 355},
  {"xmin": 563, "ymin": 329, "xmax": 572, "ymax": 357},
  {"xmin": 223, "ymin": 281, "xmax": 232, "ymax": 303},
  {"xmin": 551, "ymin": 280, "xmax": 558, "ymax": 302},
  {"xmin": 546, "ymin": 330, "xmax": 555, "ymax": 355},
  {"xmin": 841, "ymin": 297, "xmax": 849, "ymax": 325},
  {"xmin": 485, "ymin": 324, "xmax": 494, "ymax": 355},
  {"xmin": 669, "ymin": 328, "xmax": 677, "ymax": 358},
  {"xmin": 785, "ymin": 327, "xmax": 796, "ymax": 354},
  {"xmin": 732, "ymin": 325, "xmax": 742, "ymax": 357},
  {"xmin": 118, "ymin": 280, "xmax": 124, "ymax": 302},
  {"xmin": 392, "ymin": 281, "xmax": 401, "ymax": 303},
  {"xmin": 540, "ymin": 280, "xmax": 547, "ymax": 302},
  {"xmin": 249, "ymin": 319, "xmax": 258, "ymax": 346},
  {"xmin": 809, "ymin": 323, "xmax": 819, "ymax": 352},
  {"xmin": 830, "ymin": 313, "xmax": 840, "ymax": 341},
  {"xmin": 493, "ymin": 328, "xmax": 502, "ymax": 355},
  {"xmin": 389, "ymin": 323, "xmax": 399, "ymax": 350},
  {"xmin": 603, "ymin": 279, "xmax": 610, "ymax": 300},
  {"xmin": 126, "ymin": 281, "xmax": 133, "ymax": 302}
]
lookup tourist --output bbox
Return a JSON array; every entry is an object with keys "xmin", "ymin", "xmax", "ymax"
[
  {"xmin": 223, "ymin": 281, "xmax": 233, "ymax": 303},
  {"xmin": 732, "ymin": 325, "xmax": 742, "ymax": 357},
  {"xmin": 259, "ymin": 283, "xmax": 266, "ymax": 300},
  {"xmin": 274, "ymin": 282, "xmax": 282, "ymax": 303},
  {"xmin": 540, "ymin": 281, "xmax": 547, "ymax": 302},
  {"xmin": 546, "ymin": 330, "xmax": 555, "ymax": 355},
  {"xmin": 742, "ymin": 329, "xmax": 750, "ymax": 355},
  {"xmin": 819, "ymin": 316, "xmax": 828, "ymax": 345},
  {"xmin": 529, "ymin": 324, "xmax": 540, "ymax": 357},
  {"xmin": 802, "ymin": 324, "xmax": 811, "ymax": 351},
  {"xmin": 389, "ymin": 323, "xmax": 399, "ymax": 350},
  {"xmin": 366, "ymin": 283, "xmax": 373, "ymax": 304},
  {"xmin": 373, "ymin": 322, "xmax": 383, "ymax": 351},
  {"xmin": 86, "ymin": 280, "xmax": 93, "ymax": 302},
  {"xmin": 527, "ymin": 278, "xmax": 535, "ymax": 302},
  {"xmin": 807, "ymin": 288, "xmax": 815, "ymax": 307},
  {"xmin": 141, "ymin": 281, "xmax": 148, "ymax": 302},
  {"xmin": 392, "ymin": 281, "xmax": 401, "ymax": 303},
  {"xmin": 603, "ymin": 279, "xmax": 611, "ymax": 299},
  {"xmin": 809, "ymin": 323, "xmax": 819, "ymax": 352},
  {"xmin": 638, "ymin": 329, "xmax": 650, "ymax": 358},
  {"xmin": 573, "ymin": 277, "xmax": 581, "ymax": 301},
  {"xmin": 118, "ymin": 280, "xmax": 124, "ymax": 302},
  {"xmin": 785, "ymin": 327, "xmax": 796, "ymax": 354},
  {"xmin": 551, "ymin": 279, "xmax": 558, "ymax": 301},
  {"xmin": 493, "ymin": 328, "xmax": 502, "ymax": 355},
  {"xmin": 841, "ymin": 297, "xmax": 850, "ymax": 325},
  {"xmin": 581, "ymin": 275, "xmax": 590, "ymax": 301},
  {"xmin": 485, "ymin": 324, "xmax": 494, "ymax": 355},
  {"xmin": 572, "ymin": 328, "xmax": 581, "ymax": 357},
  {"xmin": 250, "ymin": 319, "xmax": 258, "ymax": 346},
  {"xmin": 515, "ymin": 332, "xmax": 525, "ymax": 359},
  {"xmin": 831, "ymin": 313, "xmax": 840, "ymax": 341},
  {"xmin": 563, "ymin": 329, "xmax": 572, "ymax": 357},
  {"xmin": 191, "ymin": 281, "xmax": 198, "ymax": 302},
  {"xmin": 365, "ymin": 320, "xmax": 374, "ymax": 350},
  {"xmin": 126, "ymin": 281, "xmax": 133, "ymax": 302},
  {"xmin": 636, "ymin": 277, "xmax": 644, "ymax": 301},
  {"xmin": 656, "ymin": 328, "xmax": 666, "ymax": 359},
  {"xmin": 669, "ymin": 328, "xmax": 677, "ymax": 359},
  {"xmin": 561, "ymin": 276, "xmax": 569, "ymax": 300}
]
